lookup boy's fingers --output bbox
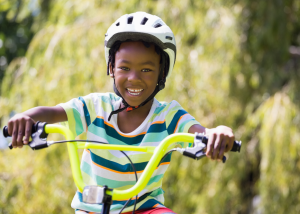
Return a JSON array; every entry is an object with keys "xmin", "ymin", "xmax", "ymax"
[
  {"xmin": 212, "ymin": 134, "xmax": 222, "ymax": 160},
  {"xmin": 17, "ymin": 121, "xmax": 24, "ymax": 148},
  {"xmin": 24, "ymin": 120, "xmax": 32, "ymax": 145},
  {"xmin": 225, "ymin": 135, "xmax": 235, "ymax": 152},
  {"xmin": 218, "ymin": 137, "xmax": 227, "ymax": 160},
  {"xmin": 11, "ymin": 122, "xmax": 18, "ymax": 148},
  {"xmin": 206, "ymin": 133, "xmax": 216, "ymax": 159},
  {"xmin": 7, "ymin": 122, "xmax": 12, "ymax": 136}
]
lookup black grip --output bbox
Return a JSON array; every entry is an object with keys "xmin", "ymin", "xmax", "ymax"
[
  {"xmin": 3, "ymin": 126, "xmax": 9, "ymax": 138},
  {"xmin": 231, "ymin": 140, "xmax": 242, "ymax": 152},
  {"xmin": 3, "ymin": 126, "xmax": 13, "ymax": 149}
]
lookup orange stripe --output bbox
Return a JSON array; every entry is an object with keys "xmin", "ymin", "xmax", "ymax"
[
  {"xmin": 85, "ymin": 149, "xmax": 170, "ymax": 174},
  {"xmin": 153, "ymin": 203, "xmax": 159, "ymax": 208},
  {"xmin": 151, "ymin": 120, "xmax": 165, "ymax": 125},
  {"xmin": 174, "ymin": 113, "xmax": 188, "ymax": 133},
  {"xmin": 96, "ymin": 116, "xmax": 146, "ymax": 137},
  {"xmin": 159, "ymin": 162, "xmax": 170, "ymax": 166}
]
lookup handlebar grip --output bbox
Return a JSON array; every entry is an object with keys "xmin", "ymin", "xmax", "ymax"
[
  {"xmin": 3, "ymin": 126, "xmax": 9, "ymax": 138},
  {"xmin": 231, "ymin": 140, "xmax": 242, "ymax": 152},
  {"xmin": 2, "ymin": 126, "xmax": 13, "ymax": 149}
]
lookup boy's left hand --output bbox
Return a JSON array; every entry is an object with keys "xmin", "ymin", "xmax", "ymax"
[{"xmin": 205, "ymin": 126, "xmax": 235, "ymax": 161}]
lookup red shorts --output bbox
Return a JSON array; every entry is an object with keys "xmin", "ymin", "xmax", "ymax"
[
  {"xmin": 122, "ymin": 207, "xmax": 176, "ymax": 214},
  {"xmin": 75, "ymin": 207, "xmax": 176, "ymax": 214}
]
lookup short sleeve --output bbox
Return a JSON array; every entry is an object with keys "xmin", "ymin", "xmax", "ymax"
[
  {"xmin": 176, "ymin": 116, "xmax": 200, "ymax": 133},
  {"xmin": 58, "ymin": 94, "xmax": 97, "ymax": 137},
  {"xmin": 58, "ymin": 98, "xmax": 87, "ymax": 137},
  {"xmin": 164, "ymin": 100, "xmax": 201, "ymax": 148},
  {"xmin": 164, "ymin": 100, "xmax": 200, "ymax": 134}
]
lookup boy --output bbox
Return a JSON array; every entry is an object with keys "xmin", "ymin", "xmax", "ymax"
[{"xmin": 7, "ymin": 12, "xmax": 235, "ymax": 214}]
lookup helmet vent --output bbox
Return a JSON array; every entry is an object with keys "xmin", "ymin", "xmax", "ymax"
[
  {"xmin": 141, "ymin": 17, "xmax": 148, "ymax": 25},
  {"xmin": 127, "ymin": 16, "xmax": 133, "ymax": 24},
  {"xmin": 154, "ymin": 23, "xmax": 162, "ymax": 28},
  {"xmin": 116, "ymin": 22, "xmax": 120, "ymax": 26}
]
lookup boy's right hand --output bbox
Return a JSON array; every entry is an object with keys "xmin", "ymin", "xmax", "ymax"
[{"xmin": 7, "ymin": 114, "xmax": 36, "ymax": 148}]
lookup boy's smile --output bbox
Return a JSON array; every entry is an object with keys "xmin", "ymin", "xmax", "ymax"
[
  {"xmin": 126, "ymin": 88, "xmax": 144, "ymax": 96},
  {"xmin": 112, "ymin": 41, "xmax": 161, "ymax": 107}
]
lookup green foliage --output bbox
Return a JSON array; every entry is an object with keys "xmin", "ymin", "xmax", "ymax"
[
  {"xmin": 0, "ymin": 0, "xmax": 300, "ymax": 213},
  {"xmin": 0, "ymin": 0, "xmax": 33, "ymax": 87}
]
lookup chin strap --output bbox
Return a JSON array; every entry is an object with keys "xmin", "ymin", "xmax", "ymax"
[{"xmin": 108, "ymin": 78, "xmax": 165, "ymax": 121}]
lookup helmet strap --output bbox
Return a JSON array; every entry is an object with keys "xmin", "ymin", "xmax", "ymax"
[{"xmin": 108, "ymin": 77, "xmax": 166, "ymax": 121}]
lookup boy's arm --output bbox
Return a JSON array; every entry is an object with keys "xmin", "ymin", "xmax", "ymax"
[
  {"xmin": 188, "ymin": 124, "xmax": 235, "ymax": 161},
  {"xmin": 7, "ymin": 106, "xmax": 67, "ymax": 148}
]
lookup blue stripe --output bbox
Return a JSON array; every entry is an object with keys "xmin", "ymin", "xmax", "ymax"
[
  {"xmin": 83, "ymin": 159, "xmax": 167, "ymax": 189},
  {"xmin": 137, "ymin": 199, "xmax": 164, "ymax": 210},
  {"xmin": 79, "ymin": 97, "xmax": 91, "ymax": 126},
  {"xmin": 87, "ymin": 149, "xmax": 171, "ymax": 174},
  {"xmin": 93, "ymin": 117, "xmax": 145, "ymax": 145},
  {"xmin": 77, "ymin": 191, "xmax": 83, "ymax": 202},
  {"xmin": 147, "ymin": 122, "xmax": 167, "ymax": 133},
  {"xmin": 161, "ymin": 152, "xmax": 172, "ymax": 163},
  {"xmin": 167, "ymin": 109, "xmax": 187, "ymax": 134},
  {"xmin": 93, "ymin": 118, "xmax": 170, "ymax": 146},
  {"xmin": 89, "ymin": 149, "xmax": 147, "ymax": 172}
]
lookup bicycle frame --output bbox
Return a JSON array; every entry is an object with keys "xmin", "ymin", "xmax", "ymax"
[{"xmin": 45, "ymin": 124, "xmax": 195, "ymax": 201}]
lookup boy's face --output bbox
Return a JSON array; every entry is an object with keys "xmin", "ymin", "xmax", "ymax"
[{"xmin": 111, "ymin": 41, "xmax": 161, "ymax": 107}]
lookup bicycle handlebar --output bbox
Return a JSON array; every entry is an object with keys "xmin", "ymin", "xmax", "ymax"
[
  {"xmin": 3, "ymin": 124, "xmax": 241, "ymax": 152},
  {"xmin": 3, "ymin": 122, "xmax": 242, "ymax": 201}
]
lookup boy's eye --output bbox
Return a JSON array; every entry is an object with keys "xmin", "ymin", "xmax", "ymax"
[
  {"xmin": 142, "ymin": 68, "xmax": 152, "ymax": 72},
  {"xmin": 120, "ymin": 67, "xmax": 129, "ymax": 71}
]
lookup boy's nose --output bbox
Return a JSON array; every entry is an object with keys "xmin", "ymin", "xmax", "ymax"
[{"xmin": 128, "ymin": 70, "xmax": 141, "ymax": 81}]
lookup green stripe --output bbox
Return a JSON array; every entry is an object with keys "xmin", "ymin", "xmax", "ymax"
[
  {"xmin": 81, "ymin": 161, "xmax": 165, "ymax": 188},
  {"xmin": 73, "ymin": 109, "xmax": 84, "ymax": 136},
  {"xmin": 81, "ymin": 161, "xmax": 136, "ymax": 188}
]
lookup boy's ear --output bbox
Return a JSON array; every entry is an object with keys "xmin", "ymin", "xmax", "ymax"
[{"xmin": 109, "ymin": 63, "xmax": 114, "ymax": 78}]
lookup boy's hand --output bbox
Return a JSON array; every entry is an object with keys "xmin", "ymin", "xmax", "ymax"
[
  {"xmin": 205, "ymin": 126, "xmax": 235, "ymax": 161},
  {"xmin": 7, "ymin": 114, "xmax": 36, "ymax": 148}
]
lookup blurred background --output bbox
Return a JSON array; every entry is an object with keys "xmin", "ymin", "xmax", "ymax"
[{"xmin": 0, "ymin": 0, "xmax": 300, "ymax": 213}]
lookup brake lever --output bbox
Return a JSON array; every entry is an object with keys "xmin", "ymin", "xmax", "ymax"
[
  {"xmin": 182, "ymin": 133, "xmax": 227, "ymax": 163},
  {"xmin": 3, "ymin": 122, "xmax": 49, "ymax": 150}
]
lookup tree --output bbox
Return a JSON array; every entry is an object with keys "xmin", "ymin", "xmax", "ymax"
[{"xmin": 0, "ymin": 0, "xmax": 300, "ymax": 213}]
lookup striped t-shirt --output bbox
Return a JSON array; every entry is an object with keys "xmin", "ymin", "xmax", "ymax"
[{"xmin": 59, "ymin": 93, "xmax": 200, "ymax": 213}]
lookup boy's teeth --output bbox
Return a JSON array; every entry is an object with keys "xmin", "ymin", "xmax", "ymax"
[
  {"xmin": 127, "ymin": 88, "xmax": 143, "ymax": 92},
  {"xmin": 127, "ymin": 88, "xmax": 143, "ymax": 95}
]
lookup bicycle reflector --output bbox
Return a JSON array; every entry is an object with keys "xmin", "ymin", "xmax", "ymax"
[{"xmin": 82, "ymin": 185, "xmax": 112, "ymax": 205}]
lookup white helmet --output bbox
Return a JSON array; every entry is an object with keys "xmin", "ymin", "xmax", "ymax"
[{"xmin": 104, "ymin": 11, "xmax": 176, "ymax": 77}]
